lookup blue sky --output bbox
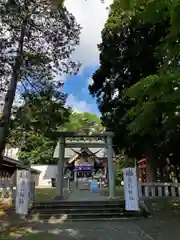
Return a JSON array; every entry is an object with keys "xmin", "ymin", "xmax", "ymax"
[
  {"xmin": 64, "ymin": 65, "xmax": 100, "ymax": 115},
  {"xmin": 63, "ymin": 0, "xmax": 111, "ymax": 116}
]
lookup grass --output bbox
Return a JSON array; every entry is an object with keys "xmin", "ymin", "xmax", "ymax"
[{"xmin": 34, "ymin": 187, "xmax": 56, "ymax": 201}]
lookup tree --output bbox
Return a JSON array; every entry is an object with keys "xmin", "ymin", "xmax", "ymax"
[
  {"xmin": 11, "ymin": 87, "xmax": 70, "ymax": 140},
  {"xmin": 121, "ymin": 1, "xmax": 180, "ymax": 170},
  {"xmin": 126, "ymin": 70, "xmax": 180, "ymax": 167},
  {"xmin": 18, "ymin": 133, "xmax": 57, "ymax": 165},
  {"xmin": 60, "ymin": 112, "xmax": 103, "ymax": 132},
  {"xmin": 0, "ymin": 0, "xmax": 80, "ymax": 163},
  {"xmin": 9, "ymin": 86, "xmax": 71, "ymax": 164},
  {"xmin": 89, "ymin": 0, "xmax": 169, "ymax": 162},
  {"xmin": 91, "ymin": 0, "xmax": 180, "ymax": 181}
]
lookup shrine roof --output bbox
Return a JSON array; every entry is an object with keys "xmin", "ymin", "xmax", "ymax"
[
  {"xmin": 54, "ymin": 145, "xmax": 115, "ymax": 159},
  {"xmin": 3, "ymin": 156, "xmax": 40, "ymax": 174}
]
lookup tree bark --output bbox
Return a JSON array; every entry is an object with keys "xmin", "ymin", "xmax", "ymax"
[
  {"xmin": 0, "ymin": 9, "xmax": 29, "ymax": 165},
  {"xmin": 146, "ymin": 150, "xmax": 157, "ymax": 182}
]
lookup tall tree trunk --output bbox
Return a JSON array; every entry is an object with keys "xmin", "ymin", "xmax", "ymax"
[
  {"xmin": 0, "ymin": 10, "xmax": 29, "ymax": 165},
  {"xmin": 146, "ymin": 150, "xmax": 157, "ymax": 182}
]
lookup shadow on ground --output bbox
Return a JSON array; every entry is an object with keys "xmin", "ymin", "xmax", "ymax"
[{"xmin": 135, "ymin": 198, "xmax": 180, "ymax": 240}]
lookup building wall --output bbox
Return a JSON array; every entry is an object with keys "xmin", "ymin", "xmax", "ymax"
[{"xmin": 31, "ymin": 165, "xmax": 58, "ymax": 187}]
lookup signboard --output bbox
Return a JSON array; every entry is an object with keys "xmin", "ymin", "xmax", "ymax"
[
  {"xmin": 123, "ymin": 168, "xmax": 139, "ymax": 211},
  {"xmin": 75, "ymin": 164, "xmax": 93, "ymax": 171},
  {"xmin": 15, "ymin": 170, "xmax": 31, "ymax": 215},
  {"xmin": 90, "ymin": 179, "xmax": 99, "ymax": 192}
]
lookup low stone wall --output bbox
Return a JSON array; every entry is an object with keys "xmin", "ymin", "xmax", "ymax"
[{"xmin": 139, "ymin": 182, "xmax": 180, "ymax": 198}]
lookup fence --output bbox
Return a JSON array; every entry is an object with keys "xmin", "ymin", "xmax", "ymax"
[{"xmin": 139, "ymin": 182, "xmax": 180, "ymax": 198}]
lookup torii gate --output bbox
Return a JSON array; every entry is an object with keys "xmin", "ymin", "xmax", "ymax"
[{"xmin": 53, "ymin": 131, "xmax": 115, "ymax": 199}]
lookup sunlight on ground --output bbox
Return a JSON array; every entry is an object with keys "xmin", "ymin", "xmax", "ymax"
[
  {"xmin": 22, "ymin": 232, "xmax": 76, "ymax": 240},
  {"xmin": 0, "ymin": 199, "xmax": 13, "ymax": 217},
  {"xmin": 1, "ymin": 225, "xmax": 80, "ymax": 239},
  {"xmin": 17, "ymin": 228, "xmax": 80, "ymax": 240},
  {"xmin": 31, "ymin": 212, "xmax": 68, "ymax": 224},
  {"xmin": 0, "ymin": 187, "xmax": 57, "ymax": 239}
]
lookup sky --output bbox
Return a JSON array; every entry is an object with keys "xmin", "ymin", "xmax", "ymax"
[{"xmin": 63, "ymin": 0, "xmax": 112, "ymax": 115}]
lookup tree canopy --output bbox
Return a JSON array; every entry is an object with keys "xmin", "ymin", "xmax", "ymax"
[
  {"xmin": 60, "ymin": 111, "xmax": 103, "ymax": 132},
  {"xmin": 89, "ymin": 0, "xmax": 169, "ymax": 157},
  {"xmin": 89, "ymin": 0, "xmax": 180, "ymax": 175}
]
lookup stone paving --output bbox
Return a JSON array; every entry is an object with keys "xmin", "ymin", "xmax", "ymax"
[
  {"xmin": 68, "ymin": 188, "xmax": 106, "ymax": 201},
  {"xmin": 23, "ymin": 221, "xmax": 154, "ymax": 240}
]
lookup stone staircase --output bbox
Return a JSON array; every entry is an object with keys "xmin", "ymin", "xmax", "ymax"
[{"xmin": 29, "ymin": 199, "xmax": 147, "ymax": 221}]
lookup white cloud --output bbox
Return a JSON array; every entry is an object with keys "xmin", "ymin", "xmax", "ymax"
[
  {"xmin": 66, "ymin": 94, "xmax": 92, "ymax": 112},
  {"xmin": 65, "ymin": 0, "xmax": 112, "ymax": 67},
  {"xmin": 88, "ymin": 77, "xmax": 93, "ymax": 85}
]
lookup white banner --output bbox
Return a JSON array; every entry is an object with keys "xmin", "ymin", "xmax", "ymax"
[
  {"xmin": 15, "ymin": 170, "xmax": 31, "ymax": 215},
  {"xmin": 123, "ymin": 167, "xmax": 139, "ymax": 211}
]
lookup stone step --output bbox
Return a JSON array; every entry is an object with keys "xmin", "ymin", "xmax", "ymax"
[
  {"xmin": 30, "ymin": 198, "xmax": 149, "ymax": 221},
  {"xmin": 30, "ymin": 210, "xmax": 142, "ymax": 221},
  {"xmin": 33, "ymin": 204, "xmax": 125, "ymax": 210},
  {"xmin": 33, "ymin": 200, "xmax": 125, "ymax": 209},
  {"xmin": 31, "ymin": 207, "xmax": 126, "ymax": 214}
]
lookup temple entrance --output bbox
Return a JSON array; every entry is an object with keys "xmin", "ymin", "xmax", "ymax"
[{"xmin": 53, "ymin": 131, "xmax": 115, "ymax": 200}]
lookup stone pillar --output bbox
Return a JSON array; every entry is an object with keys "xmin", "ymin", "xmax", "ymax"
[
  {"xmin": 107, "ymin": 136, "xmax": 115, "ymax": 198},
  {"xmin": 74, "ymin": 170, "xmax": 78, "ymax": 188},
  {"xmin": 56, "ymin": 136, "xmax": 65, "ymax": 198}
]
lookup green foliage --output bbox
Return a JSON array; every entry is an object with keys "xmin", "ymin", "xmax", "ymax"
[
  {"xmin": 115, "ymin": 154, "xmax": 135, "ymax": 185},
  {"xmin": 60, "ymin": 112, "xmax": 103, "ymax": 132},
  {"xmin": 90, "ymin": 0, "xmax": 180, "ymax": 168},
  {"xmin": 121, "ymin": 1, "xmax": 180, "ymax": 164},
  {"xmin": 89, "ymin": 0, "xmax": 169, "ymax": 158},
  {"xmin": 13, "ymin": 88, "xmax": 70, "ymax": 139},
  {"xmin": 9, "ymin": 86, "xmax": 71, "ymax": 164},
  {"xmin": 0, "ymin": 0, "xmax": 80, "ymax": 160},
  {"xmin": 19, "ymin": 133, "xmax": 56, "ymax": 165}
]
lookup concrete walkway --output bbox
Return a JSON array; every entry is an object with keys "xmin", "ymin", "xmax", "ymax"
[{"xmin": 68, "ymin": 188, "xmax": 106, "ymax": 201}]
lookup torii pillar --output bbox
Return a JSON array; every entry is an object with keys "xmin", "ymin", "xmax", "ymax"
[
  {"xmin": 56, "ymin": 136, "xmax": 65, "ymax": 198},
  {"xmin": 107, "ymin": 135, "xmax": 115, "ymax": 198}
]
